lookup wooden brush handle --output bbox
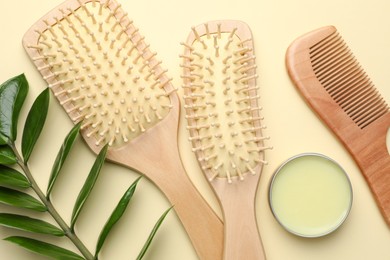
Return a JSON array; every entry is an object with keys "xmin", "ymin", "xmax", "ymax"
[
  {"xmin": 223, "ymin": 197, "xmax": 265, "ymax": 260},
  {"xmin": 106, "ymin": 101, "xmax": 224, "ymax": 260},
  {"xmin": 120, "ymin": 142, "xmax": 223, "ymax": 260},
  {"xmin": 212, "ymin": 174, "xmax": 266, "ymax": 260}
]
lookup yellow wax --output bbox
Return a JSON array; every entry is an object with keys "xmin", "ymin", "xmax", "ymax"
[{"xmin": 269, "ymin": 154, "xmax": 352, "ymax": 237}]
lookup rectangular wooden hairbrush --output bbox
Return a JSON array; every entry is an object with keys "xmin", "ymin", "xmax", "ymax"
[
  {"xmin": 22, "ymin": 0, "xmax": 223, "ymax": 259},
  {"xmin": 286, "ymin": 26, "xmax": 390, "ymax": 225}
]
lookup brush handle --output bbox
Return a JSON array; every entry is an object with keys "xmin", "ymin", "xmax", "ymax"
[
  {"xmin": 119, "ymin": 142, "xmax": 223, "ymax": 260},
  {"xmin": 212, "ymin": 174, "xmax": 266, "ymax": 260},
  {"xmin": 106, "ymin": 101, "xmax": 224, "ymax": 260}
]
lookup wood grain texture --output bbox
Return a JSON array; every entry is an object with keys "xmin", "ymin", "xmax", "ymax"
[
  {"xmin": 286, "ymin": 25, "xmax": 390, "ymax": 226},
  {"xmin": 22, "ymin": 0, "xmax": 223, "ymax": 259}
]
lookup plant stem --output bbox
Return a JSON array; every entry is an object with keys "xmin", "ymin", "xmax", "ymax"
[{"xmin": 9, "ymin": 143, "xmax": 94, "ymax": 260}]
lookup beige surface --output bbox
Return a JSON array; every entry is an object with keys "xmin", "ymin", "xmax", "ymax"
[{"xmin": 0, "ymin": 0, "xmax": 389, "ymax": 259}]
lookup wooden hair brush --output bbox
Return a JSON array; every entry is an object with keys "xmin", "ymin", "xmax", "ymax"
[
  {"xmin": 181, "ymin": 20, "xmax": 271, "ymax": 260},
  {"xmin": 22, "ymin": 0, "xmax": 223, "ymax": 259},
  {"xmin": 286, "ymin": 26, "xmax": 390, "ymax": 226}
]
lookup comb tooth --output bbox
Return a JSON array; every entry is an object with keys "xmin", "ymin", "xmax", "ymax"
[
  {"xmin": 341, "ymin": 80, "xmax": 374, "ymax": 113},
  {"xmin": 348, "ymin": 89, "xmax": 382, "ymax": 118},
  {"xmin": 354, "ymin": 96, "xmax": 386, "ymax": 123},
  {"xmin": 323, "ymin": 67, "xmax": 364, "ymax": 99},
  {"xmin": 326, "ymin": 64, "xmax": 365, "ymax": 95},
  {"xmin": 336, "ymin": 76, "xmax": 372, "ymax": 109},
  {"xmin": 311, "ymin": 38, "xmax": 348, "ymax": 69},
  {"xmin": 310, "ymin": 37, "xmax": 344, "ymax": 67},
  {"xmin": 309, "ymin": 31, "xmax": 390, "ymax": 129},
  {"xmin": 359, "ymin": 101, "xmax": 389, "ymax": 128},
  {"xmin": 312, "ymin": 45, "xmax": 351, "ymax": 81},
  {"xmin": 355, "ymin": 103, "xmax": 386, "ymax": 129},
  {"xmin": 309, "ymin": 31, "xmax": 340, "ymax": 57}
]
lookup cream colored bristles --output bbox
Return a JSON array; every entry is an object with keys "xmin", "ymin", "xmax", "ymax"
[
  {"xmin": 33, "ymin": 1, "xmax": 174, "ymax": 148},
  {"xmin": 182, "ymin": 22, "xmax": 270, "ymax": 183}
]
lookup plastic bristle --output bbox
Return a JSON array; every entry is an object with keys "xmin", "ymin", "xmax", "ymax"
[
  {"xmin": 33, "ymin": 1, "xmax": 174, "ymax": 147},
  {"xmin": 309, "ymin": 31, "xmax": 389, "ymax": 128},
  {"xmin": 182, "ymin": 22, "xmax": 270, "ymax": 183}
]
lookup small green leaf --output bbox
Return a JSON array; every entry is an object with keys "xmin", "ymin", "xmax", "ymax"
[
  {"xmin": 22, "ymin": 88, "xmax": 50, "ymax": 163},
  {"xmin": 0, "ymin": 133, "xmax": 7, "ymax": 145},
  {"xmin": 95, "ymin": 176, "xmax": 142, "ymax": 256},
  {"xmin": 0, "ymin": 187, "xmax": 46, "ymax": 212},
  {"xmin": 5, "ymin": 236, "xmax": 84, "ymax": 260},
  {"xmin": 0, "ymin": 146, "xmax": 17, "ymax": 165},
  {"xmin": 47, "ymin": 123, "xmax": 81, "ymax": 196},
  {"xmin": 136, "ymin": 207, "xmax": 173, "ymax": 260},
  {"xmin": 0, "ymin": 165, "xmax": 30, "ymax": 188},
  {"xmin": 0, "ymin": 74, "xmax": 29, "ymax": 141},
  {"xmin": 71, "ymin": 144, "xmax": 108, "ymax": 229},
  {"xmin": 0, "ymin": 213, "xmax": 64, "ymax": 236}
]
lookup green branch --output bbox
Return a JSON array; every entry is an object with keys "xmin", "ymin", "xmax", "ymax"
[{"xmin": 9, "ymin": 142, "xmax": 94, "ymax": 260}]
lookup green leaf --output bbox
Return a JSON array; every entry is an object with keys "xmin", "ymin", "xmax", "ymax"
[
  {"xmin": 136, "ymin": 207, "xmax": 173, "ymax": 260},
  {"xmin": 0, "ymin": 187, "xmax": 46, "ymax": 212},
  {"xmin": 95, "ymin": 176, "xmax": 142, "ymax": 256},
  {"xmin": 0, "ymin": 74, "xmax": 29, "ymax": 141},
  {"xmin": 0, "ymin": 213, "xmax": 64, "ymax": 236},
  {"xmin": 47, "ymin": 123, "xmax": 81, "ymax": 196},
  {"xmin": 0, "ymin": 133, "xmax": 7, "ymax": 145},
  {"xmin": 71, "ymin": 144, "xmax": 108, "ymax": 229},
  {"xmin": 0, "ymin": 165, "xmax": 30, "ymax": 188},
  {"xmin": 5, "ymin": 236, "xmax": 84, "ymax": 260},
  {"xmin": 0, "ymin": 145, "xmax": 17, "ymax": 165},
  {"xmin": 22, "ymin": 88, "xmax": 50, "ymax": 163}
]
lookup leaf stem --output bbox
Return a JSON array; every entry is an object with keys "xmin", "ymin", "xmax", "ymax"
[{"xmin": 9, "ymin": 142, "xmax": 94, "ymax": 260}]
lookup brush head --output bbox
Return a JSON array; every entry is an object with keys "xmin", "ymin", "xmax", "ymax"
[
  {"xmin": 23, "ymin": 0, "xmax": 176, "ymax": 149},
  {"xmin": 181, "ymin": 21, "xmax": 271, "ymax": 184}
]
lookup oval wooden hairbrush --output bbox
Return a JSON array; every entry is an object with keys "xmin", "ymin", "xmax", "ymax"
[
  {"xmin": 22, "ymin": 0, "xmax": 223, "ymax": 259},
  {"xmin": 286, "ymin": 26, "xmax": 390, "ymax": 226},
  {"xmin": 181, "ymin": 20, "xmax": 271, "ymax": 260}
]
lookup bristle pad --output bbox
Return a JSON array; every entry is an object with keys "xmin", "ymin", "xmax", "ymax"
[
  {"xmin": 309, "ymin": 31, "xmax": 389, "ymax": 129},
  {"xmin": 183, "ymin": 24, "xmax": 268, "ymax": 182},
  {"xmin": 32, "ymin": 1, "xmax": 172, "ymax": 147}
]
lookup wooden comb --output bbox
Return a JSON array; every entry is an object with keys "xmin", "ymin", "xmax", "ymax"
[{"xmin": 286, "ymin": 26, "xmax": 390, "ymax": 225}]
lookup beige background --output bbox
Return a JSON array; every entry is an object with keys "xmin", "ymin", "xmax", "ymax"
[{"xmin": 0, "ymin": 0, "xmax": 390, "ymax": 259}]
